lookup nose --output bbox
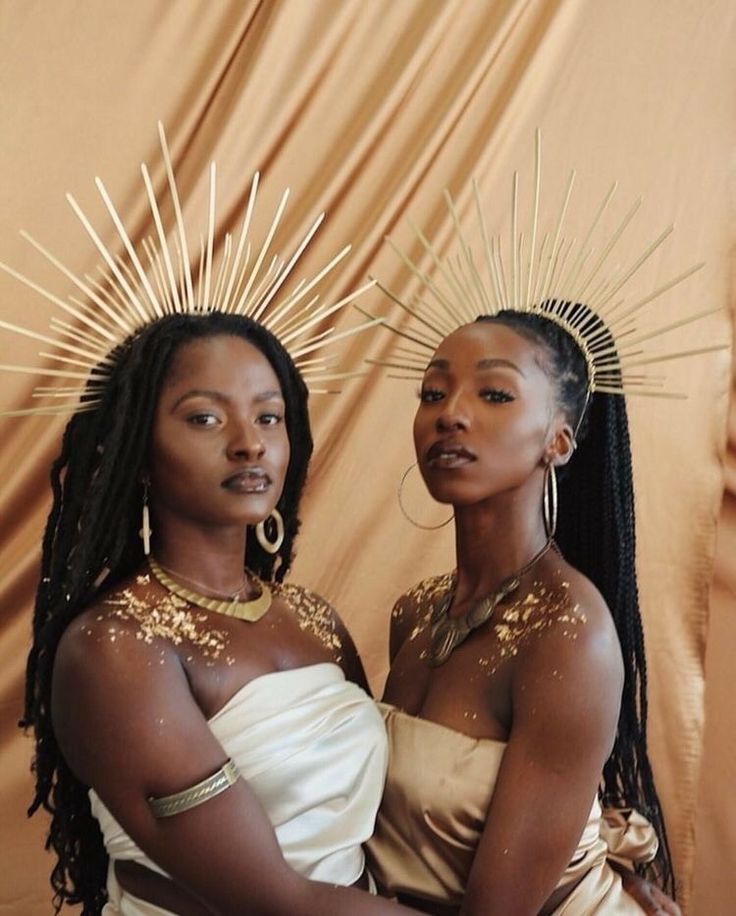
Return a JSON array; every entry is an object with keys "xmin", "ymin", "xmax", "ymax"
[
  {"xmin": 227, "ymin": 420, "xmax": 265, "ymax": 461},
  {"xmin": 436, "ymin": 391, "xmax": 470, "ymax": 433}
]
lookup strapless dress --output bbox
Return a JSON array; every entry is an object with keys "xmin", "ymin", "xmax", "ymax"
[
  {"xmin": 90, "ymin": 662, "xmax": 388, "ymax": 914},
  {"xmin": 366, "ymin": 703, "xmax": 657, "ymax": 914}
]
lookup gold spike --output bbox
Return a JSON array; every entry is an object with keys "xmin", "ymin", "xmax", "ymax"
[
  {"xmin": 557, "ymin": 182, "xmax": 615, "ymax": 297},
  {"xmin": 233, "ymin": 187, "xmax": 290, "ymax": 315},
  {"xmin": 4, "ymin": 237, "xmax": 127, "ymax": 338},
  {"xmin": 202, "ymin": 162, "xmax": 217, "ymax": 309},
  {"xmin": 158, "ymin": 122, "xmax": 194, "ymax": 309},
  {"xmin": 251, "ymin": 213, "xmax": 326, "ymax": 323},
  {"xmin": 571, "ymin": 197, "xmax": 642, "ymax": 302},
  {"xmin": 290, "ymin": 319, "xmax": 383, "ymax": 359},
  {"xmin": 606, "ymin": 262, "xmax": 705, "ymax": 322},
  {"xmin": 473, "ymin": 179, "xmax": 505, "ymax": 310},
  {"xmin": 141, "ymin": 162, "xmax": 182, "ymax": 312},
  {"xmin": 211, "ymin": 234, "xmax": 232, "ymax": 312},
  {"xmin": 220, "ymin": 173, "xmax": 259, "ymax": 312},
  {"xmin": 593, "ymin": 225, "xmax": 675, "ymax": 313},
  {"xmin": 66, "ymin": 193, "xmax": 149, "ymax": 325},
  {"xmin": 386, "ymin": 234, "xmax": 467, "ymax": 327},
  {"xmin": 525, "ymin": 130, "xmax": 542, "ymax": 309},
  {"xmin": 278, "ymin": 280, "xmax": 376, "ymax": 346},
  {"xmin": 0, "ymin": 402, "xmax": 100, "ymax": 417},
  {"xmin": 0, "ymin": 363, "xmax": 108, "ymax": 380},
  {"xmin": 94, "ymin": 176, "xmax": 164, "ymax": 319}
]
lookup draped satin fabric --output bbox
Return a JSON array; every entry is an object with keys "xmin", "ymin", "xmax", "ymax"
[
  {"xmin": 367, "ymin": 705, "xmax": 658, "ymax": 913},
  {"xmin": 1, "ymin": 4, "xmax": 734, "ymax": 913},
  {"xmin": 89, "ymin": 664, "xmax": 387, "ymax": 914}
]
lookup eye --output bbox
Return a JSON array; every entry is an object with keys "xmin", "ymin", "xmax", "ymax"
[
  {"xmin": 479, "ymin": 388, "xmax": 514, "ymax": 403},
  {"xmin": 257, "ymin": 411, "xmax": 284, "ymax": 426},
  {"xmin": 418, "ymin": 387, "xmax": 445, "ymax": 403},
  {"xmin": 186, "ymin": 412, "xmax": 221, "ymax": 427}
]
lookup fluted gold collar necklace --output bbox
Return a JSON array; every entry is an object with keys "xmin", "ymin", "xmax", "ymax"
[{"xmin": 148, "ymin": 556, "xmax": 272, "ymax": 622}]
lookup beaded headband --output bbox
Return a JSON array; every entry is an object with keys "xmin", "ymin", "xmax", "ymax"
[
  {"xmin": 365, "ymin": 132, "xmax": 723, "ymax": 397},
  {"xmin": 0, "ymin": 123, "xmax": 377, "ymax": 417}
]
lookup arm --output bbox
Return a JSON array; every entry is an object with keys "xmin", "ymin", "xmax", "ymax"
[
  {"xmin": 613, "ymin": 863, "xmax": 681, "ymax": 915},
  {"xmin": 460, "ymin": 591, "xmax": 624, "ymax": 916},
  {"xmin": 52, "ymin": 616, "xmax": 413, "ymax": 916}
]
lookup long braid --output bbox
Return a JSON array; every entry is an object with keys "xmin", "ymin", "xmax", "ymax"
[
  {"xmin": 22, "ymin": 313, "xmax": 313, "ymax": 913},
  {"xmin": 481, "ymin": 309, "xmax": 675, "ymax": 895}
]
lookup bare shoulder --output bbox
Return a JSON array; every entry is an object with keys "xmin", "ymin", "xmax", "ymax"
[
  {"xmin": 274, "ymin": 580, "xmax": 369, "ymax": 691},
  {"xmin": 52, "ymin": 574, "xmax": 193, "ymax": 782},
  {"xmin": 509, "ymin": 558, "xmax": 624, "ymax": 725},
  {"xmin": 389, "ymin": 572, "xmax": 453, "ymax": 661}
]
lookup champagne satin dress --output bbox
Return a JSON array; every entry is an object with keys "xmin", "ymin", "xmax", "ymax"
[{"xmin": 366, "ymin": 703, "xmax": 658, "ymax": 914}]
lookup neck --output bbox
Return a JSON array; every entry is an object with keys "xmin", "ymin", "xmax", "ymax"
[
  {"xmin": 452, "ymin": 479, "xmax": 548, "ymax": 605},
  {"xmin": 150, "ymin": 513, "xmax": 251, "ymax": 596}
]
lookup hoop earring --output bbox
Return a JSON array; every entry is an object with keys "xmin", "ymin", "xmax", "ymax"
[
  {"xmin": 543, "ymin": 463, "xmax": 558, "ymax": 538},
  {"xmin": 140, "ymin": 479, "xmax": 153, "ymax": 556},
  {"xmin": 398, "ymin": 463, "xmax": 453, "ymax": 530},
  {"xmin": 256, "ymin": 509, "xmax": 284, "ymax": 554}
]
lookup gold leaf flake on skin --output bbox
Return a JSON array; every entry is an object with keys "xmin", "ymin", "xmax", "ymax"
[
  {"xmin": 102, "ymin": 588, "xmax": 229, "ymax": 661},
  {"xmin": 273, "ymin": 582, "xmax": 343, "ymax": 660}
]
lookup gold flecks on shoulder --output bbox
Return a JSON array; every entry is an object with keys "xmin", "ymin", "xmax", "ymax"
[
  {"xmin": 100, "ymin": 587, "xmax": 229, "ymax": 662},
  {"xmin": 274, "ymin": 582, "xmax": 343, "ymax": 659},
  {"xmin": 477, "ymin": 580, "xmax": 587, "ymax": 677},
  {"xmin": 403, "ymin": 572, "xmax": 455, "ymax": 641}
]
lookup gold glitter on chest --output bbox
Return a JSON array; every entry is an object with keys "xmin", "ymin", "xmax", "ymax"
[
  {"xmin": 101, "ymin": 584, "xmax": 230, "ymax": 662},
  {"xmin": 272, "ymin": 582, "xmax": 343, "ymax": 660},
  {"xmin": 397, "ymin": 574, "xmax": 587, "ymax": 675}
]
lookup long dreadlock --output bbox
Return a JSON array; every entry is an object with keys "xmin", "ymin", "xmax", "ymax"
[
  {"xmin": 22, "ymin": 312, "xmax": 314, "ymax": 914},
  {"xmin": 479, "ymin": 306, "xmax": 675, "ymax": 896}
]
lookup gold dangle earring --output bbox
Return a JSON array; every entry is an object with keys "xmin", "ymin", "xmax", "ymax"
[
  {"xmin": 397, "ymin": 463, "xmax": 453, "ymax": 530},
  {"xmin": 140, "ymin": 478, "xmax": 153, "ymax": 555},
  {"xmin": 543, "ymin": 463, "xmax": 558, "ymax": 538},
  {"xmin": 256, "ymin": 509, "xmax": 284, "ymax": 554}
]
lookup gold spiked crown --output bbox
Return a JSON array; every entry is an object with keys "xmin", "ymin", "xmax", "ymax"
[
  {"xmin": 0, "ymin": 123, "xmax": 377, "ymax": 417},
  {"xmin": 366, "ymin": 131, "xmax": 723, "ymax": 397}
]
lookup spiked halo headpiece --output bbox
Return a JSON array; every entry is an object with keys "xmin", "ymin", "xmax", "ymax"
[
  {"xmin": 366, "ymin": 132, "xmax": 723, "ymax": 397},
  {"xmin": 0, "ymin": 123, "xmax": 378, "ymax": 417}
]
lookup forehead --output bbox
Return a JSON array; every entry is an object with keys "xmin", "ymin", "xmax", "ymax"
[
  {"xmin": 163, "ymin": 334, "xmax": 282, "ymax": 394},
  {"xmin": 428, "ymin": 322, "xmax": 547, "ymax": 377}
]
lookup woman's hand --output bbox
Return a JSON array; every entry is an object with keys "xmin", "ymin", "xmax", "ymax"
[{"xmin": 618, "ymin": 869, "xmax": 681, "ymax": 915}]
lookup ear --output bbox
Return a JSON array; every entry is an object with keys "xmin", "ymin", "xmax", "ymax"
[{"xmin": 544, "ymin": 416, "xmax": 575, "ymax": 468}]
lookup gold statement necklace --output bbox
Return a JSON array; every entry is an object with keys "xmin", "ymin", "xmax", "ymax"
[
  {"xmin": 148, "ymin": 556, "xmax": 272, "ymax": 622},
  {"xmin": 429, "ymin": 539, "xmax": 554, "ymax": 666}
]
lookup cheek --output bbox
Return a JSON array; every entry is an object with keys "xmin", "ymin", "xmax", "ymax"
[{"xmin": 413, "ymin": 408, "xmax": 430, "ymax": 450}]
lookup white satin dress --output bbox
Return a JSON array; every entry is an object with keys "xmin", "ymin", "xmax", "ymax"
[{"xmin": 90, "ymin": 663, "xmax": 388, "ymax": 914}]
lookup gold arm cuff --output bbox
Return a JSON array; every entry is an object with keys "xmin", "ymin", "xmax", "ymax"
[{"xmin": 148, "ymin": 759, "xmax": 240, "ymax": 818}]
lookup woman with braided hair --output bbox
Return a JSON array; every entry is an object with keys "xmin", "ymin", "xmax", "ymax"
[
  {"xmin": 360, "ymin": 144, "xmax": 712, "ymax": 912},
  {"xmin": 366, "ymin": 308, "xmax": 679, "ymax": 914}
]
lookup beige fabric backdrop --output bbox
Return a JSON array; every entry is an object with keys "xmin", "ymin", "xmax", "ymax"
[{"xmin": 0, "ymin": 2, "xmax": 733, "ymax": 913}]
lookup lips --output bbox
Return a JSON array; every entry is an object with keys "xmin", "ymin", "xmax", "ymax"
[
  {"xmin": 221, "ymin": 467, "xmax": 272, "ymax": 494},
  {"xmin": 425, "ymin": 440, "xmax": 476, "ymax": 468}
]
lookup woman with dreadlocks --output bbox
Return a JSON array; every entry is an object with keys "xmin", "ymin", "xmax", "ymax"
[
  {"xmin": 9, "ymin": 127, "xmax": 421, "ymax": 916},
  {"xmin": 360, "ymin": 143, "xmax": 710, "ymax": 913},
  {"xmin": 26, "ymin": 310, "xmax": 428, "ymax": 916}
]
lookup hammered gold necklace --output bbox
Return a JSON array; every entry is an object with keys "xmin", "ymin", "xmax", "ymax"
[
  {"xmin": 429, "ymin": 538, "xmax": 554, "ymax": 666},
  {"xmin": 148, "ymin": 556, "xmax": 272, "ymax": 622}
]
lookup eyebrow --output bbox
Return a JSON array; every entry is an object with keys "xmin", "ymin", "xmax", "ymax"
[
  {"xmin": 172, "ymin": 388, "xmax": 284, "ymax": 410},
  {"xmin": 426, "ymin": 357, "xmax": 526, "ymax": 377}
]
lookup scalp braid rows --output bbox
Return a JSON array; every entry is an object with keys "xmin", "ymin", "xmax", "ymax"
[
  {"xmin": 479, "ymin": 308, "xmax": 675, "ymax": 896},
  {"xmin": 22, "ymin": 312, "xmax": 314, "ymax": 913}
]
